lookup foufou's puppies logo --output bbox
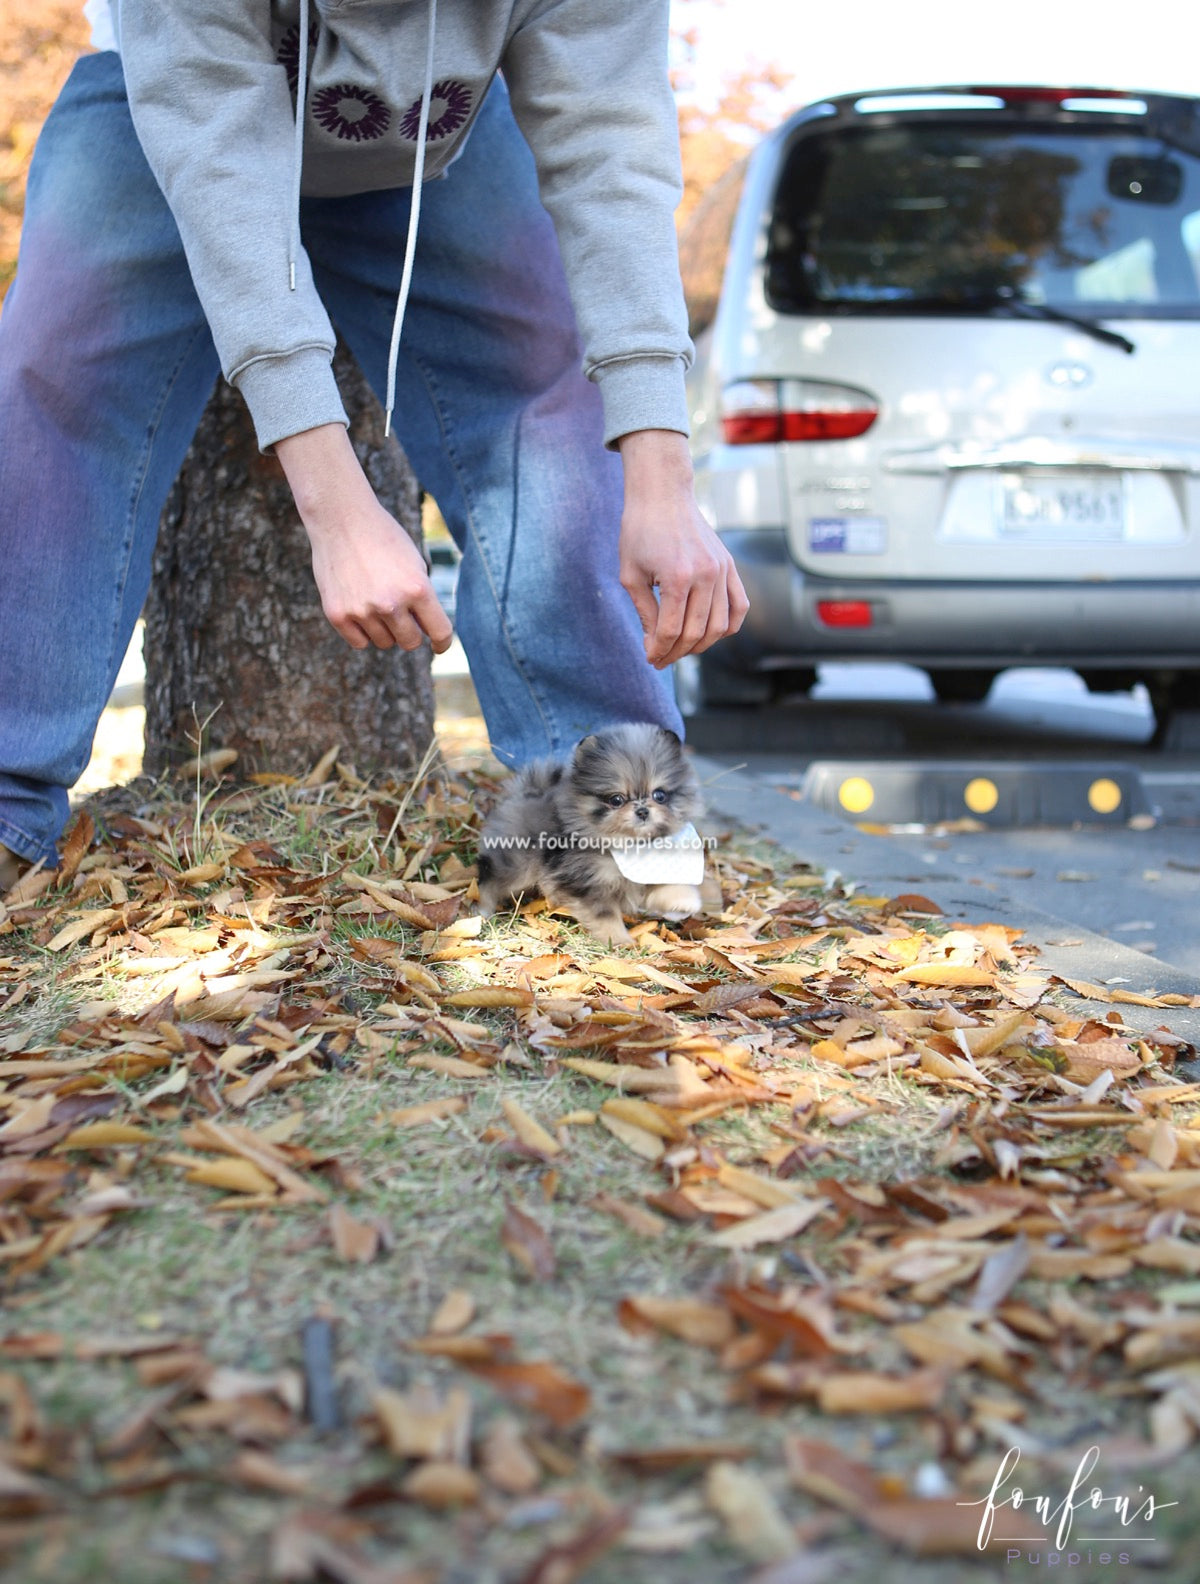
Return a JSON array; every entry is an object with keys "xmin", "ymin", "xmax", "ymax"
[{"xmin": 960, "ymin": 1445, "xmax": 1175, "ymax": 1562}]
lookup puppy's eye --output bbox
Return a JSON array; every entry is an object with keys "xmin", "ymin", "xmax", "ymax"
[
  {"xmin": 607, "ymin": 794, "xmax": 627, "ymax": 809},
  {"xmin": 651, "ymin": 789, "xmax": 668, "ymax": 804}
]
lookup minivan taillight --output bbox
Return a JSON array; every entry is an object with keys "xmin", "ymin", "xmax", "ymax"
[{"xmin": 720, "ymin": 379, "xmax": 879, "ymax": 445}]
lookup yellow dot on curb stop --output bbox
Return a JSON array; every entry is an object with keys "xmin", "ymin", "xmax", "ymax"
[
  {"xmin": 1088, "ymin": 777, "xmax": 1122, "ymax": 814},
  {"xmin": 838, "ymin": 777, "xmax": 875, "ymax": 814},
  {"xmin": 964, "ymin": 777, "xmax": 999, "ymax": 814}
]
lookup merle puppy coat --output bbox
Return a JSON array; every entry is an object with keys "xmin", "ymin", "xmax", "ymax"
[{"xmin": 477, "ymin": 724, "xmax": 702, "ymax": 944}]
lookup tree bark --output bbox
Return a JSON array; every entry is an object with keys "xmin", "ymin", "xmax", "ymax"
[{"xmin": 143, "ymin": 344, "xmax": 435, "ymax": 779}]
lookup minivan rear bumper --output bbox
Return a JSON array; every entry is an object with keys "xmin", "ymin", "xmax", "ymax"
[{"xmin": 721, "ymin": 529, "xmax": 1200, "ymax": 670}]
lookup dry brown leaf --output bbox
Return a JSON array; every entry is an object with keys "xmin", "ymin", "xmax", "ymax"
[
  {"xmin": 329, "ymin": 1204, "xmax": 380, "ymax": 1264},
  {"xmin": 894, "ymin": 963, "xmax": 995, "ymax": 988},
  {"xmin": 401, "ymin": 1460, "xmax": 481, "ymax": 1508},
  {"xmin": 599, "ymin": 1096, "xmax": 688, "ymax": 1141},
  {"xmin": 500, "ymin": 1201, "xmax": 556, "ymax": 1281},
  {"xmin": 517, "ymin": 1509, "xmax": 630, "ymax": 1584},
  {"xmin": 815, "ymin": 1367, "xmax": 946, "ymax": 1415},
  {"xmin": 597, "ymin": 1113, "xmax": 665, "ymax": 1160},
  {"xmin": 389, "ymin": 1097, "xmax": 468, "ymax": 1128},
  {"xmin": 589, "ymin": 1193, "xmax": 667, "ymax": 1238},
  {"xmin": 442, "ymin": 987, "xmax": 533, "ymax": 1009},
  {"xmin": 372, "ymin": 1384, "xmax": 471, "ymax": 1462},
  {"xmin": 705, "ymin": 1461, "xmax": 796, "ymax": 1563},
  {"xmin": 186, "ymin": 1157, "xmax": 279, "ymax": 1196},
  {"xmin": 617, "ymin": 1295, "xmax": 735, "ymax": 1348},
  {"xmin": 479, "ymin": 1416, "xmax": 541, "ymax": 1494},
  {"xmin": 501, "ymin": 1098, "xmax": 562, "ymax": 1157},
  {"xmin": 709, "ymin": 1199, "xmax": 826, "ymax": 1249},
  {"xmin": 406, "ymin": 1054, "xmax": 490, "ymax": 1079},
  {"xmin": 461, "ymin": 1359, "xmax": 590, "ymax": 1428},
  {"xmin": 429, "ymin": 1290, "xmax": 476, "ymax": 1335}
]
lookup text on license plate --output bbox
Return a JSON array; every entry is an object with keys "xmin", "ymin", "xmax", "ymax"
[{"xmin": 1000, "ymin": 474, "xmax": 1125, "ymax": 539}]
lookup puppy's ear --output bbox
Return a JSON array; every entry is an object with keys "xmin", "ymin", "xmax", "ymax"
[
  {"xmin": 572, "ymin": 733, "xmax": 598, "ymax": 761},
  {"xmin": 656, "ymin": 727, "xmax": 683, "ymax": 749}
]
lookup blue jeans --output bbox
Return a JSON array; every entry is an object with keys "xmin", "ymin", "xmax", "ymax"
[{"xmin": 0, "ymin": 52, "xmax": 681, "ymax": 868}]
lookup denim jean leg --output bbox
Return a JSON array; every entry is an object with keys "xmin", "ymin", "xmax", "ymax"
[
  {"xmin": 0, "ymin": 53, "xmax": 221, "ymax": 864},
  {"xmin": 303, "ymin": 80, "xmax": 683, "ymax": 768}
]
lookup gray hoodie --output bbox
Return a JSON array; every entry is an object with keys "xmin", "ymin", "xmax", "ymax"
[{"xmin": 112, "ymin": 0, "xmax": 693, "ymax": 452}]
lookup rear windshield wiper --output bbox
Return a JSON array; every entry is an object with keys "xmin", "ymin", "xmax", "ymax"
[{"xmin": 961, "ymin": 291, "xmax": 1136, "ymax": 355}]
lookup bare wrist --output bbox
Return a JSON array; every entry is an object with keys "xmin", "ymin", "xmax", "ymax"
[
  {"xmin": 275, "ymin": 423, "xmax": 366, "ymax": 525},
  {"xmin": 616, "ymin": 428, "xmax": 694, "ymax": 487}
]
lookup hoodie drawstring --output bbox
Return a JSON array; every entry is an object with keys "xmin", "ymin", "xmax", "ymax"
[
  {"xmin": 385, "ymin": 0, "xmax": 437, "ymax": 438},
  {"xmin": 287, "ymin": 0, "xmax": 437, "ymax": 439},
  {"xmin": 288, "ymin": 0, "xmax": 310, "ymax": 293}
]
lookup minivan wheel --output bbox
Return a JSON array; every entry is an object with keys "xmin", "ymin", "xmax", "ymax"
[
  {"xmin": 674, "ymin": 653, "xmax": 773, "ymax": 715},
  {"xmin": 927, "ymin": 669, "xmax": 996, "ymax": 705},
  {"xmin": 1148, "ymin": 672, "xmax": 1200, "ymax": 749}
]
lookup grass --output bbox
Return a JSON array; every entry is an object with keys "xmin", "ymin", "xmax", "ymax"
[{"xmin": 2, "ymin": 731, "xmax": 1200, "ymax": 1583}]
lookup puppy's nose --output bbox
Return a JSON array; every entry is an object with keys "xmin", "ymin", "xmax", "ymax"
[{"xmin": 635, "ymin": 805, "xmax": 650, "ymax": 823}]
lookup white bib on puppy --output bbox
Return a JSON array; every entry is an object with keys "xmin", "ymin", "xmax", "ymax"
[{"xmin": 609, "ymin": 821, "xmax": 705, "ymax": 885}]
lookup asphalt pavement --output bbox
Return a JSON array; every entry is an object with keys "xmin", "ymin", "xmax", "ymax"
[{"xmin": 687, "ymin": 665, "xmax": 1200, "ymax": 1026}]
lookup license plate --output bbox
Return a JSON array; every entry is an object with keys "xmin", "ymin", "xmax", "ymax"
[{"xmin": 1000, "ymin": 474, "xmax": 1125, "ymax": 539}]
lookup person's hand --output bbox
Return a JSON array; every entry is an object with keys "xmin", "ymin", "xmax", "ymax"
[
  {"xmin": 617, "ymin": 428, "xmax": 749, "ymax": 669},
  {"xmin": 276, "ymin": 424, "xmax": 453, "ymax": 653}
]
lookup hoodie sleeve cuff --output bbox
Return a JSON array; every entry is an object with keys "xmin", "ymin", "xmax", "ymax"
[
  {"xmin": 232, "ymin": 346, "xmax": 349, "ymax": 453},
  {"xmin": 591, "ymin": 356, "xmax": 691, "ymax": 450}
]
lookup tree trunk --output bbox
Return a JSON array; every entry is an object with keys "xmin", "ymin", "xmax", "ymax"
[{"xmin": 143, "ymin": 343, "xmax": 435, "ymax": 779}]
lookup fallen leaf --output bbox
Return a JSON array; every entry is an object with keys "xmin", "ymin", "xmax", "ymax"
[
  {"xmin": 501, "ymin": 1202, "xmax": 556, "ymax": 1281},
  {"xmin": 429, "ymin": 1290, "xmax": 475, "ymax": 1335},
  {"xmin": 617, "ymin": 1295, "xmax": 735, "ymax": 1349},
  {"xmin": 461, "ymin": 1360, "xmax": 590, "ymax": 1428},
  {"xmin": 705, "ymin": 1461, "xmax": 796, "ymax": 1563},
  {"xmin": 709, "ymin": 1199, "xmax": 826, "ymax": 1250},
  {"xmin": 329, "ymin": 1204, "xmax": 380, "ymax": 1264}
]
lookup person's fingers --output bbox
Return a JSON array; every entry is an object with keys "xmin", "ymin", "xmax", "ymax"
[
  {"xmin": 726, "ymin": 562, "xmax": 750, "ymax": 633},
  {"xmin": 359, "ymin": 613, "xmax": 397, "ymax": 649},
  {"xmin": 655, "ymin": 581, "xmax": 718, "ymax": 668},
  {"xmin": 645, "ymin": 580, "xmax": 687, "ymax": 665},
  {"xmin": 690, "ymin": 572, "xmax": 730, "ymax": 657},
  {"xmin": 337, "ymin": 617, "xmax": 372, "ymax": 650},
  {"xmin": 620, "ymin": 566, "xmax": 661, "ymax": 646},
  {"xmin": 408, "ymin": 586, "xmax": 454, "ymax": 653}
]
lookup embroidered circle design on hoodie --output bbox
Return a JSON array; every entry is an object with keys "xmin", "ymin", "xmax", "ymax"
[
  {"xmin": 276, "ymin": 21, "xmax": 319, "ymax": 91},
  {"xmin": 312, "ymin": 84, "xmax": 391, "ymax": 142},
  {"xmin": 400, "ymin": 80, "xmax": 472, "ymax": 141}
]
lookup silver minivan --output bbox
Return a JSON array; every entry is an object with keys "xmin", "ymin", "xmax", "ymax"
[{"xmin": 679, "ymin": 84, "xmax": 1200, "ymax": 732}]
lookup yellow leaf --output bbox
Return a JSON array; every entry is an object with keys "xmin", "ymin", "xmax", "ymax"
[
  {"xmin": 598, "ymin": 1113, "xmax": 665, "ymax": 1160},
  {"xmin": 185, "ymin": 1158, "xmax": 278, "ymax": 1196},
  {"xmin": 442, "ymin": 987, "xmax": 533, "ymax": 1009},
  {"xmin": 430, "ymin": 1290, "xmax": 476, "ymax": 1335},
  {"xmin": 46, "ymin": 908, "xmax": 121, "ymax": 953},
  {"xmin": 501, "ymin": 1099, "xmax": 562, "ymax": 1156},
  {"xmin": 895, "ymin": 962, "xmax": 996, "ymax": 987},
  {"xmin": 58, "ymin": 1122, "xmax": 155, "ymax": 1149},
  {"xmin": 0, "ymin": 1094, "xmax": 58, "ymax": 1139},
  {"xmin": 329, "ymin": 1204, "xmax": 379, "ymax": 1264},
  {"xmin": 816, "ymin": 1368, "xmax": 947, "ymax": 1414},
  {"xmin": 705, "ymin": 1461, "xmax": 796, "ymax": 1563},
  {"xmin": 407, "ymin": 1054, "xmax": 490, "ymax": 1079},
  {"xmin": 618, "ymin": 1295, "xmax": 735, "ymax": 1348},
  {"xmin": 390, "ymin": 1097, "xmax": 469, "ymax": 1127},
  {"xmin": 715, "ymin": 1164, "xmax": 804, "ymax": 1210},
  {"xmin": 600, "ymin": 1097, "xmax": 688, "ymax": 1141},
  {"xmin": 401, "ymin": 1461, "xmax": 481, "ymax": 1507},
  {"xmin": 708, "ymin": 1199, "xmax": 826, "ymax": 1249}
]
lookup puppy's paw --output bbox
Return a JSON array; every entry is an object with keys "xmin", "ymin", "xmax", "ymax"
[
  {"xmin": 568, "ymin": 904, "xmax": 632, "ymax": 946},
  {"xmin": 642, "ymin": 883, "xmax": 702, "ymax": 922}
]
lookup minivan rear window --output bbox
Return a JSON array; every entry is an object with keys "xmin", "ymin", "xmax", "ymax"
[{"xmin": 766, "ymin": 121, "xmax": 1200, "ymax": 318}]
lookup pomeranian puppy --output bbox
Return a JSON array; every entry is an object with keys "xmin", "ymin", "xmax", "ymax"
[{"xmin": 477, "ymin": 724, "xmax": 703, "ymax": 945}]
